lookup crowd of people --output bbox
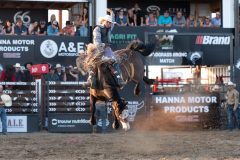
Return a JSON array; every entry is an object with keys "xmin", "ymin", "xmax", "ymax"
[
  {"xmin": 0, "ymin": 62, "xmax": 87, "ymax": 87},
  {"xmin": 114, "ymin": 3, "xmax": 221, "ymax": 27},
  {"xmin": 0, "ymin": 8, "xmax": 89, "ymax": 37}
]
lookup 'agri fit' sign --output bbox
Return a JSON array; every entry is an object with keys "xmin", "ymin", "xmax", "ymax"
[{"xmin": 152, "ymin": 93, "xmax": 219, "ymax": 123}]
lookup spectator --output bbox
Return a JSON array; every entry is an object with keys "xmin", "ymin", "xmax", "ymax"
[
  {"xmin": 47, "ymin": 20, "xmax": 60, "ymax": 36},
  {"xmin": 0, "ymin": 85, "xmax": 10, "ymax": 135},
  {"xmin": 28, "ymin": 20, "xmax": 39, "ymax": 35},
  {"xmin": 203, "ymin": 16, "xmax": 212, "ymax": 27},
  {"xmin": 186, "ymin": 15, "xmax": 199, "ymax": 27},
  {"xmin": 158, "ymin": 10, "xmax": 172, "ymax": 27},
  {"xmin": 225, "ymin": 82, "xmax": 240, "ymax": 131},
  {"xmin": 24, "ymin": 62, "xmax": 34, "ymax": 82},
  {"xmin": 0, "ymin": 20, "xmax": 5, "ymax": 35},
  {"xmin": 74, "ymin": 15, "xmax": 82, "ymax": 31},
  {"xmin": 127, "ymin": 9, "xmax": 135, "ymax": 26},
  {"xmin": 65, "ymin": 65, "xmax": 78, "ymax": 81},
  {"xmin": 37, "ymin": 20, "xmax": 47, "ymax": 35},
  {"xmin": 145, "ymin": 12, "xmax": 158, "ymax": 26},
  {"xmin": 173, "ymin": 11, "xmax": 186, "ymax": 27},
  {"xmin": 197, "ymin": 17, "xmax": 204, "ymax": 27},
  {"xmin": 44, "ymin": 66, "xmax": 59, "ymax": 81},
  {"xmin": 62, "ymin": 21, "xmax": 75, "ymax": 36},
  {"xmin": 14, "ymin": 18, "xmax": 28, "ymax": 35},
  {"xmin": 81, "ymin": 7, "xmax": 89, "ymax": 26},
  {"xmin": 211, "ymin": 12, "xmax": 221, "ymax": 27},
  {"xmin": 0, "ymin": 65, "xmax": 16, "ymax": 89},
  {"xmin": 0, "ymin": 64, "xmax": 3, "ymax": 80},
  {"xmin": 55, "ymin": 64, "xmax": 66, "ymax": 81},
  {"xmin": 116, "ymin": 8, "xmax": 127, "ymax": 26},
  {"xmin": 3, "ymin": 20, "xmax": 14, "ymax": 35},
  {"xmin": 47, "ymin": 14, "xmax": 59, "ymax": 29},
  {"xmin": 132, "ymin": 3, "xmax": 144, "ymax": 26},
  {"xmin": 14, "ymin": 63, "xmax": 25, "ymax": 82},
  {"xmin": 79, "ymin": 20, "xmax": 88, "ymax": 37}
]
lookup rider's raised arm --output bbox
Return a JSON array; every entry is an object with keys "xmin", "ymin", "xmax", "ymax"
[{"xmin": 93, "ymin": 26, "xmax": 102, "ymax": 45}]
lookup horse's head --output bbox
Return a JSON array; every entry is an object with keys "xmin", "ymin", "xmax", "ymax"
[{"xmin": 127, "ymin": 40, "xmax": 155, "ymax": 56}]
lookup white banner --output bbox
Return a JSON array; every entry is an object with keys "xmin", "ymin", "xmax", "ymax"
[{"xmin": 0, "ymin": 116, "xmax": 27, "ymax": 132}]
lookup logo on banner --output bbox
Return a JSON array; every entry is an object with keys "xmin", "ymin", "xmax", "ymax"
[
  {"xmin": 195, "ymin": 36, "xmax": 230, "ymax": 45},
  {"xmin": 14, "ymin": 11, "xmax": 31, "ymax": 26},
  {"xmin": 127, "ymin": 101, "xmax": 144, "ymax": 121},
  {"xmin": 0, "ymin": 116, "xmax": 27, "ymax": 132},
  {"xmin": 40, "ymin": 39, "xmax": 58, "ymax": 58},
  {"xmin": 235, "ymin": 59, "xmax": 240, "ymax": 70},
  {"xmin": 189, "ymin": 51, "xmax": 202, "ymax": 65},
  {"xmin": 155, "ymin": 29, "xmax": 177, "ymax": 50}
]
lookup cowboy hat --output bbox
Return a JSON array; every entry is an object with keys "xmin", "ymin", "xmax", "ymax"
[
  {"xmin": 55, "ymin": 64, "xmax": 62, "ymax": 68},
  {"xmin": 227, "ymin": 81, "xmax": 236, "ymax": 86},
  {"xmin": 1, "ymin": 94, "xmax": 12, "ymax": 107},
  {"xmin": 14, "ymin": 63, "xmax": 21, "ymax": 68},
  {"xmin": 98, "ymin": 15, "xmax": 115, "ymax": 24}
]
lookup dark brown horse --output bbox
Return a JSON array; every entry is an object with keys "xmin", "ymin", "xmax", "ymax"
[{"xmin": 76, "ymin": 40, "xmax": 154, "ymax": 130}]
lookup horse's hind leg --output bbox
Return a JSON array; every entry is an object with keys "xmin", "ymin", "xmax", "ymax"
[
  {"xmin": 90, "ymin": 94, "xmax": 97, "ymax": 125},
  {"xmin": 112, "ymin": 110, "xmax": 120, "ymax": 129}
]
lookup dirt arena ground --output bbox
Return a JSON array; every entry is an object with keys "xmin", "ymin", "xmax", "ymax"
[{"xmin": 1, "ymin": 128, "xmax": 240, "ymax": 160}]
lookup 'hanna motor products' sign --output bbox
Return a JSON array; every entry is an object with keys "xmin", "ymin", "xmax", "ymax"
[{"xmin": 152, "ymin": 93, "xmax": 219, "ymax": 123}]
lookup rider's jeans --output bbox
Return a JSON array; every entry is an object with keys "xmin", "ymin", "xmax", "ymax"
[
  {"xmin": 0, "ymin": 107, "xmax": 7, "ymax": 133},
  {"xmin": 227, "ymin": 105, "xmax": 240, "ymax": 130}
]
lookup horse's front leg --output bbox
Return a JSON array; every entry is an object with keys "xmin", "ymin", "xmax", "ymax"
[{"xmin": 89, "ymin": 94, "xmax": 97, "ymax": 125}]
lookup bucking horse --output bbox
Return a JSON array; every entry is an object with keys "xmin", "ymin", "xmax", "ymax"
[{"xmin": 76, "ymin": 40, "xmax": 155, "ymax": 131}]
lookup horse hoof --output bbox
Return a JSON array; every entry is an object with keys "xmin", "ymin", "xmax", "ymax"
[
  {"xmin": 90, "ymin": 117, "xmax": 96, "ymax": 125},
  {"xmin": 120, "ymin": 120, "xmax": 130, "ymax": 131}
]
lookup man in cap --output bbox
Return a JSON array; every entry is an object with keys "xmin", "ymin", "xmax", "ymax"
[
  {"xmin": 14, "ymin": 63, "xmax": 25, "ymax": 82},
  {"xmin": 0, "ymin": 85, "xmax": 8, "ymax": 135},
  {"xmin": 47, "ymin": 20, "xmax": 60, "ymax": 36},
  {"xmin": 211, "ymin": 12, "xmax": 221, "ymax": 27},
  {"xmin": 225, "ymin": 81, "xmax": 240, "ymax": 131}
]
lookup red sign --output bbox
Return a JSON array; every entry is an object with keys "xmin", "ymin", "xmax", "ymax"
[{"xmin": 30, "ymin": 64, "xmax": 49, "ymax": 75}]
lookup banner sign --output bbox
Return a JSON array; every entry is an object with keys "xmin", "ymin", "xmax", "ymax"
[
  {"xmin": 0, "ymin": 36, "xmax": 90, "ymax": 67},
  {"xmin": 151, "ymin": 92, "xmax": 220, "ymax": 125},
  {"xmin": 48, "ymin": 113, "xmax": 92, "ymax": 133},
  {"xmin": 0, "ymin": 116, "xmax": 27, "ymax": 132},
  {"xmin": 111, "ymin": 27, "xmax": 233, "ymax": 65}
]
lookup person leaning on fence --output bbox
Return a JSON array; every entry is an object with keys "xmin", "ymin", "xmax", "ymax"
[
  {"xmin": 225, "ymin": 81, "xmax": 240, "ymax": 131},
  {"xmin": 0, "ymin": 85, "xmax": 12, "ymax": 135}
]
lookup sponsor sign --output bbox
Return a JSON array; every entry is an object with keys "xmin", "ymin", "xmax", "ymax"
[
  {"xmin": 30, "ymin": 64, "xmax": 49, "ymax": 75},
  {"xmin": 48, "ymin": 114, "xmax": 92, "ymax": 132},
  {"xmin": 195, "ymin": 36, "xmax": 230, "ymax": 45},
  {"xmin": 152, "ymin": 93, "xmax": 219, "ymax": 123},
  {"xmin": 0, "ymin": 36, "xmax": 90, "ymax": 67},
  {"xmin": 0, "ymin": 116, "xmax": 27, "ymax": 132}
]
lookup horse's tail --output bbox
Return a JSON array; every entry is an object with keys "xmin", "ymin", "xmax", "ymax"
[{"xmin": 138, "ymin": 43, "xmax": 155, "ymax": 57}]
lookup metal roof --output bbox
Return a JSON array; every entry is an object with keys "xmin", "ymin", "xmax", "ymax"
[{"xmin": 0, "ymin": 0, "xmax": 89, "ymax": 9}]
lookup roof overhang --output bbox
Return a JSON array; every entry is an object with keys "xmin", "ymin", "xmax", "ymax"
[{"xmin": 0, "ymin": 0, "xmax": 89, "ymax": 9}]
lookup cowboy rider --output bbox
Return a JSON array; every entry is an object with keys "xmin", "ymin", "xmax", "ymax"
[{"xmin": 86, "ymin": 9, "xmax": 123, "ymax": 87}]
